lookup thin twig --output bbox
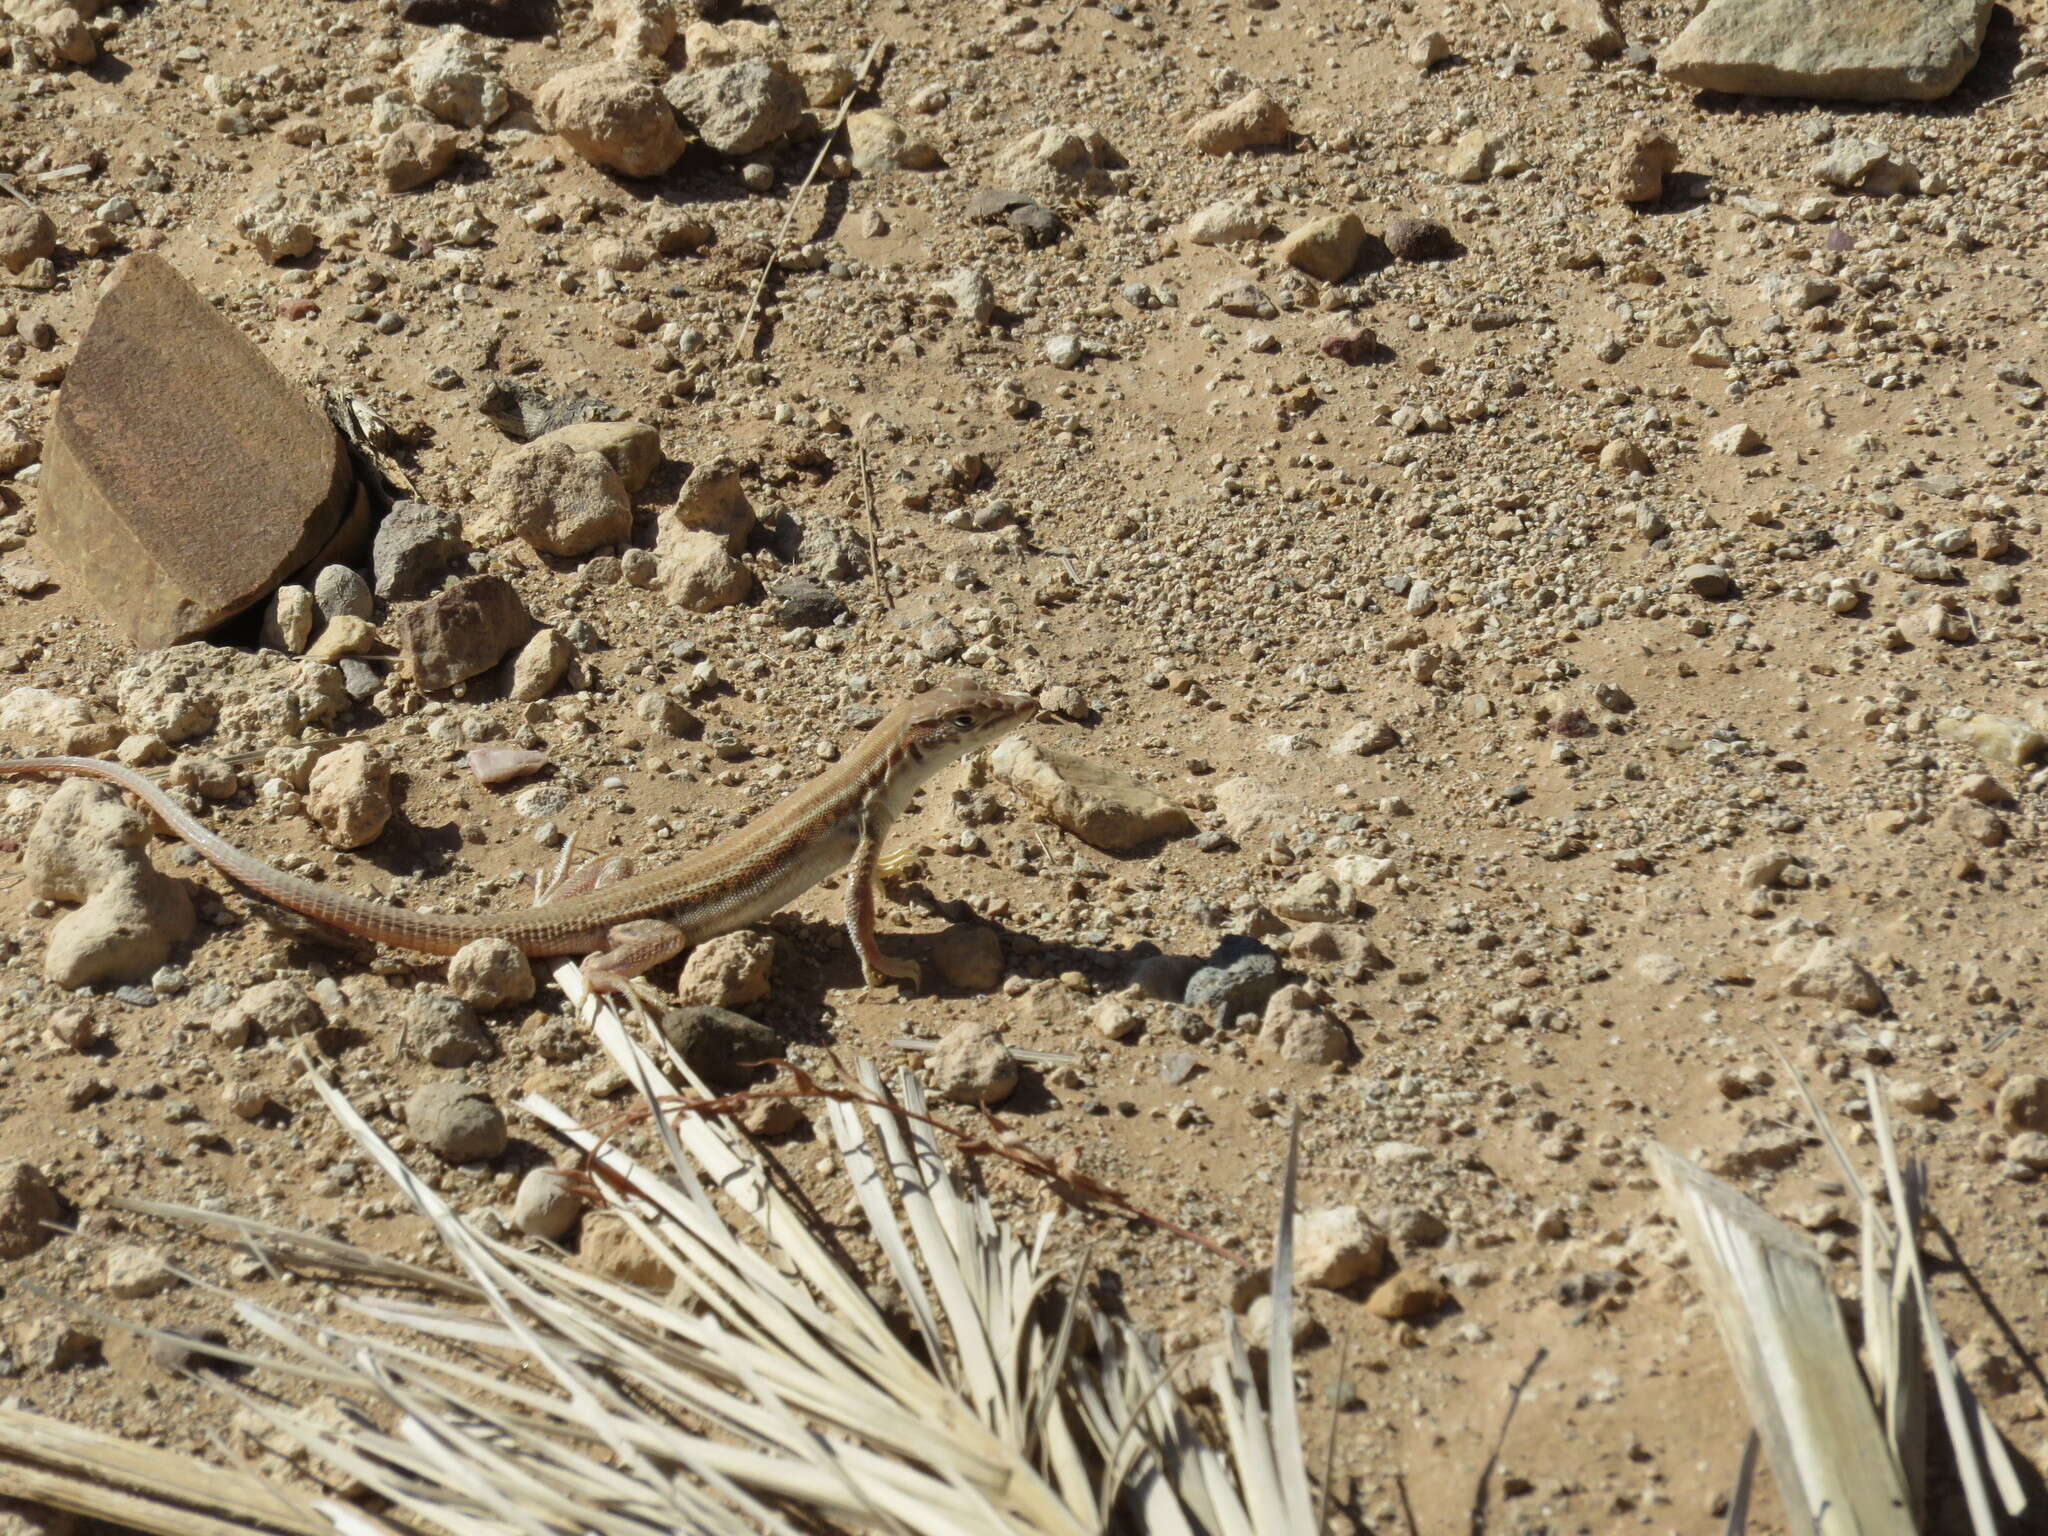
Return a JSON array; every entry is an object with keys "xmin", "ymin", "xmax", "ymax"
[
  {"xmin": 855, "ymin": 431, "xmax": 893, "ymax": 610},
  {"xmin": 574, "ymin": 1058, "xmax": 1247, "ymax": 1265},
  {"xmin": 1395, "ymin": 1472, "xmax": 1422, "ymax": 1536},
  {"xmin": 1467, "ymin": 1346, "xmax": 1548, "ymax": 1536},
  {"xmin": 1318, "ymin": 1332, "xmax": 1351, "ymax": 1535},
  {"xmin": 729, "ymin": 39, "xmax": 888, "ymax": 362},
  {"xmin": 1722, "ymin": 1430, "xmax": 1759, "ymax": 1536},
  {"xmin": 888, "ymin": 1036, "xmax": 1077, "ymax": 1068}
]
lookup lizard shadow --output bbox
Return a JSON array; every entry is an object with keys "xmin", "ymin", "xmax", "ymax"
[
  {"xmin": 753, "ymin": 892, "xmax": 1204, "ymax": 1090},
  {"xmin": 331, "ymin": 798, "xmax": 470, "ymax": 884}
]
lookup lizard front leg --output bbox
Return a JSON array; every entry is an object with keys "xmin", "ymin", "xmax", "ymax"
[
  {"xmin": 580, "ymin": 918, "xmax": 689, "ymax": 996},
  {"xmin": 845, "ymin": 817, "xmax": 921, "ymax": 993}
]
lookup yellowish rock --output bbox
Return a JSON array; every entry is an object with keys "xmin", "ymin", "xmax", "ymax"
[
  {"xmin": 305, "ymin": 615, "xmax": 380, "ymax": 661},
  {"xmin": 1275, "ymin": 212, "xmax": 1366, "ymax": 282}
]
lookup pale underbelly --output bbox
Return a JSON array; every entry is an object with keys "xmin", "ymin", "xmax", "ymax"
[{"xmin": 687, "ymin": 823, "xmax": 860, "ymax": 941}]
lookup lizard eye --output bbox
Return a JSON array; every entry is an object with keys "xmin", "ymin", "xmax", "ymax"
[{"xmin": 951, "ymin": 712, "xmax": 976, "ymax": 730}]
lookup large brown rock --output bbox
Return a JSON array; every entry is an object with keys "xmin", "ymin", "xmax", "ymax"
[
  {"xmin": 393, "ymin": 574, "xmax": 533, "ymax": 689},
  {"xmin": 534, "ymin": 61, "xmax": 689, "ymax": 178},
  {"xmin": 39, "ymin": 254, "xmax": 355, "ymax": 648},
  {"xmin": 1658, "ymin": 0, "xmax": 1993, "ymax": 102}
]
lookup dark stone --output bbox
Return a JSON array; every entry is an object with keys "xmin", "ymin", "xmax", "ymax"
[
  {"xmin": 149, "ymin": 1324, "xmax": 233, "ymax": 1374},
  {"xmin": 764, "ymin": 573, "xmax": 846, "ymax": 629},
  {"xmin": 656, "ymin": 1006, "xmax": 782, "ymax": 1091},
  {"xmin": 966, "ymin": 186, "xmax": 1062, "ymax": 246},
  {"xmin": 1130, "ymin": 953, "xmax": 1200, "ymax": 1002},
  {"xmin": 392, "ymin": 574, "xmax": 533, "ymax": 690},
  {"xmin": 372, "ymin": 498, "xmax": 467, "ymax": 599},
  {"xmin": 1384, "ymin": 217, "xmax": 1458, "ymax": 261},
  {"xmin": 1319, "ymin": 327, "xmax": 1381, "ymax": 364},
  {"xmin": 1555, "ymin": 1268, "xmax": 1632, "ymax": 1307},
  {"xmin": 1182, "ymin": 935, "xmax": 1285, "ymax": 1018},
  {"xmin": 477, "ymin": 376, "xmax": 622, "ymax": 441},
  {"xmin": 406, "ymin": 1081, "xmax": 507, "ymax": 1164},
  {"xmin": 396, "ymin": 0, "xmax": 555, "ymax": 37},
  {"xmin": 338, "ymin": 658, "xmax": 381, "ymax": 701},
  {"xmin": 771, "ymin": 510, "xmax": 868, "ymax": 582},
  {"xmin": 41, "ymin": 253, "xmax": 355, "ymax": 648},
  {"xmin": 1007, "ymin": 203, "xmax": 1063, "ymax": 246},
  {"xmin": 38, "ymin": 1323, "xmax": 102, "ymax": 1371}
]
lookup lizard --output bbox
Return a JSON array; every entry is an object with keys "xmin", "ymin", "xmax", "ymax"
[{"xmin": 0, "ymin": 683, "xmax": 1038, "ymax": 995}]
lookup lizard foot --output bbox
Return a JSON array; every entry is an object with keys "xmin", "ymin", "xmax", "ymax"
[
  {"xmin": 875, "ymin": 846, "xmax": 921, "ymax": 883},
  {"xmin": 581, "ymin": 919, "xmax": 688, "ymax": 996},
  {"xmin": 860, "ymin": 953, "xmax": 922, "ymax": 995},
  {"xmin": 611, "ymin": 976, "xmax": 672, "ymax": 1029}
]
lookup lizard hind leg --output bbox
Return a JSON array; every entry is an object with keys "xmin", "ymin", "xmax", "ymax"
[
  {"xmin": 535, "ymin": 847, "xmax": 637, "ymax": 907},
  {"xmin": 579, "ymin": 918, "xmax": 688, "ymax": 997}
]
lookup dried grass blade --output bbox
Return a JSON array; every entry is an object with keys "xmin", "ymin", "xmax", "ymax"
[
  {"xmin": 308, "ymin": 1503, "xmax": 410, "ymax": 1536},
  {"xmin": 0, "ymin": 1459, "xmax": 288, "ymax": 1536},
  {"xmin": 1263, "ymin": 1120, "xmax": 1316, "ymax": 1531},
  {"xmin": 1877, "ymin": 1224, "xmax": 1927, "ymax": 1526},
  {"xmin": 824, "ymin": 1092, "xmax": 951, "ymax": 1385},
  {"xmin": 557, "ymin": 968, "xmax": 908, "ymax": 1365},
  {"xmin": 0, "ymin": 1406, "xmax": 328, "ymax": 1536},
  {"xmin": 1214, "ymin": 1327, "xmax": 1285, "ymax": 1536},
  {"xmin": 107, "ymin": 1196, "xmax": 477, "ymax": 1298},
  {"xmin": 1863, "ymin": 1071, "xmax": 2026, "ymax": 1528},
  {"xmin": 1764, "ymin": 1039, "xmax": 1870, "ymax": 1207},
  {"xmin": 1647, "ymin": 1142, "xmax": 1913, "ymax": 1536},
  {"xmin": 518, "ymin": 1089, "xmax": 894, "ymax": 1376},
  {"xmin": 855, "ymin": 1062, "xmax": 1009, "ymax": 1426},
  {"xmin": 294, "ymin": 1068, "xmax": 798, "ymax": 1533}
]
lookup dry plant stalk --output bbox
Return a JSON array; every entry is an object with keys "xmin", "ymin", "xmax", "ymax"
[
  {"xmin": 730, "ymin": 40, "xmax": 888, "ymax": 361},
  {"xmin": 0, "ymin": 960, "xmax": 1320, "ymax": 1536},
  {"xmin": 1657, "ymin": 1050, "xmax": 2031, "ymax": 1536}
]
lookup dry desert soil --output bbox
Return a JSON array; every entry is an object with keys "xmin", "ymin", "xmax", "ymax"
[{"xmin": 0, "ymin": 1, "xmax": 2047, "ymax": 1533}]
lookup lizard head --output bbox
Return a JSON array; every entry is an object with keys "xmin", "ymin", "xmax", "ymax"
[{"xmin": 900, "ymin": 684, "xmax": 1038, "ymax": 763}]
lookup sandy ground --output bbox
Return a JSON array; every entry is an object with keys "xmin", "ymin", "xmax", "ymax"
[{"xmin": 1, "ymin": 1, "xmax": 2046, "ymax": 1532}]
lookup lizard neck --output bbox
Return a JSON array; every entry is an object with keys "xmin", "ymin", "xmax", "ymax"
[{"xmin": 854, "ymin": 724, "xmax": 978, "ymax": 832}]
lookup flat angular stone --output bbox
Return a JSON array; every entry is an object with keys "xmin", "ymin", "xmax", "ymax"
[
  {"xmin": 40, "ymin": 254, "xmax": 355, "ymax": 648},
  {"xmin": 989, "ymin": 737, "xmax": 1193, "ymax": 851},
  {"xmin": 1275, "ymin": 212, "xmax": 1367, "ymax": 282},
  {"xmin": 1658, "ymin": 0, "xmax": 1993, "ymax": 102}
]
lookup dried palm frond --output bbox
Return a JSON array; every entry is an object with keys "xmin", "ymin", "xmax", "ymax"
[
  {"xmin": 0, "ymin": 962, "xmax": 1316, "ymax": 1536},
  {"xmin": 1648, "ymin": 1143, "xmax": 1914, "ymax": 1536},
  {"xmin": 1655, "ymin": 1056, "xmax": 2032, "ymax": 1536}
]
